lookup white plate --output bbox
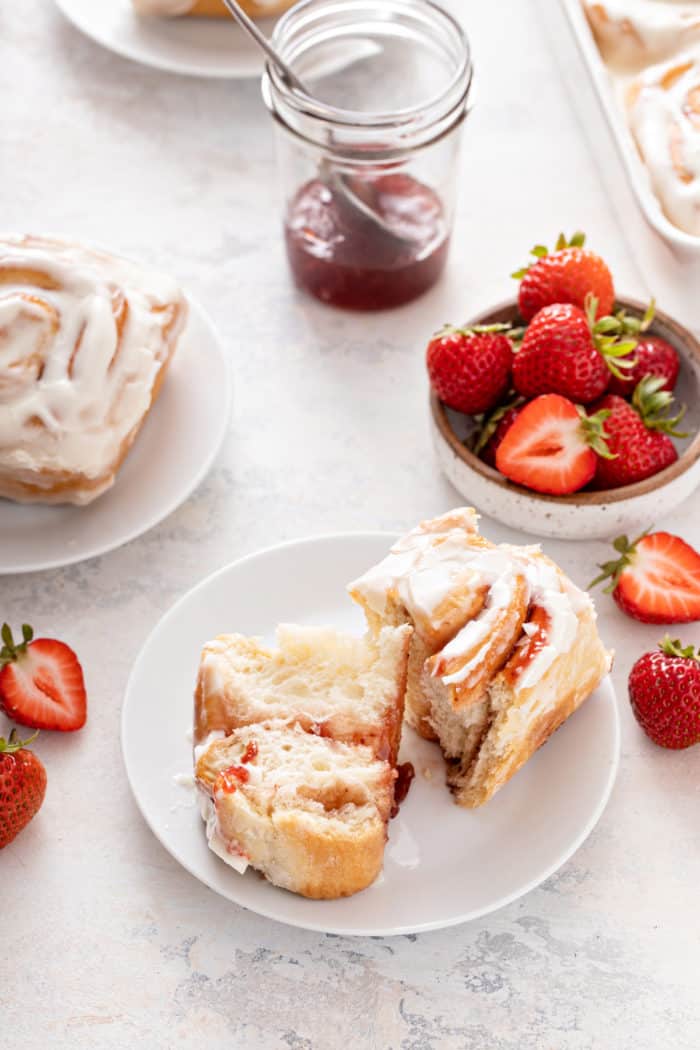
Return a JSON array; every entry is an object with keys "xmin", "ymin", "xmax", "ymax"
[
  {"xmin": 54, "ymin": 0, "xmax": 277, "ymax": 79},
  {"xmin": 122, "ymin": 532, "xmax": 620, "ymax": 937},
  {"xmin": 0, "ymin": 299, "xmax": 231, "ymax": 574}
]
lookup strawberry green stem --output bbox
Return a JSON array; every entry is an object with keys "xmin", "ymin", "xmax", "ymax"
[
  {"xmin": 632, "ymin": 376, "xmax": 688, "ymax": 438},
  {"xmin": 0, "ymin": 728, "xmax": 39, "ymax": 754},
  {"xmin": 0, "ymin": 623, "xmax": 33, "ymax": 668},
  {"xmin": 659, "ymin": 635, "xmax": 700, "ymax": 661},
  {"xmin": 589, "ymin": 530, "xmax": 650, "ymax": 591},
  {"xmin": 511, "ymin": 231, "xmax": 586, "ymax": 279}
]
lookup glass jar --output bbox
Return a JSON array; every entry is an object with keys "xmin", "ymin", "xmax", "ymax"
[{"xmin": 262, "ymin": 0, "xmax": 472, "ymax": 311}]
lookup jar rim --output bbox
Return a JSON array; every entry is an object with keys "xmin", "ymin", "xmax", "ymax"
[{"xmin": 263, "ymin": 0, "xmax": 472, "ymax": 136}]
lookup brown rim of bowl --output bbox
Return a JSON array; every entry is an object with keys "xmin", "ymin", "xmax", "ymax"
[{"xmin": 431, "ymin": 296, "xmax": 700, "ymax": 507}]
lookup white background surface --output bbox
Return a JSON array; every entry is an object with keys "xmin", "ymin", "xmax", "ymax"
[{"xmin": 2, "ymin": 1, "xmax": 699, "ymax": 1047}]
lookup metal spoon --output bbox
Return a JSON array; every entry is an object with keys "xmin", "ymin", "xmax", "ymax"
[{"xmin": 220, "ymin": 0, "xmax": 421, "ymax": 248}]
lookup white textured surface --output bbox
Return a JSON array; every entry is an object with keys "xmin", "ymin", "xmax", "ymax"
[{"xmin": 2, "ymin": 1, "xmax": 699, "ymax": 1047}]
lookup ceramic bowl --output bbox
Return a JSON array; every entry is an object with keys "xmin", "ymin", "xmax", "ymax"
[{"xmin": 430, "ymin": 297, "xmax": 700, "ymax": 540}]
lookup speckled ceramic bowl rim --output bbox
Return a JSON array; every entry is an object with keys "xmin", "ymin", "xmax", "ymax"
[{"xmin": 431, "ymin": 296, "xmax": 700, "ymax": 507}]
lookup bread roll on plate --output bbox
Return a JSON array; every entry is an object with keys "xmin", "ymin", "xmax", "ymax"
[
  {"xmin": 0, "ymin": 234, "xmax": 187, "ymax": 506},
  {"xmin": 349, "ymin": 509, "xmax": 613, "ymax": 808},
  {"xmin": 194, "ymin": 623, "xmax": 413, "ymax": 899}
]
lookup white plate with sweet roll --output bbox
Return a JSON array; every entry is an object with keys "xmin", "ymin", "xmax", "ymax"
[
  {"xmin": 0, "ymin": 235, "xmax": 231, "ymax": 574},
  {"xmin": 122, "ymin": 511, "xmax": 620, "ymax": 936},
  {"xmin": 53, "ymin": 0, "xmax": 292, "ymax": 79}
]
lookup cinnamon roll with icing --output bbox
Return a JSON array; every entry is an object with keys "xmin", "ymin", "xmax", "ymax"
[
  {"xmin": 0, "ymin": 235, "xmax": 187, "ymax": 505},
  {"xmin": 132, "ymin": 0, "xmax": 295, "ymax": 17},
  {"xmin": 583, "ymin": 1, "xmax": 700, "ymax": 71},
  {"xmin": 349, "ymin": 510, "xmax": 612, "ymax": 808},
  {"xmin": 626, "ymin": 53, "xmax": 700, "ymax": 235}
]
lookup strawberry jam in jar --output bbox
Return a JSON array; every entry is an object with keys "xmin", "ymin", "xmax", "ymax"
[{"xmin": 262, "ymin": 0, "xmax": 472, "ymax": 311}]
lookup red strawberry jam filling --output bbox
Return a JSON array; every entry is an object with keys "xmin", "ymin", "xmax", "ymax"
[{"xmin": 285, "ymin": 173, "xmax": 449, "ymax": 310}]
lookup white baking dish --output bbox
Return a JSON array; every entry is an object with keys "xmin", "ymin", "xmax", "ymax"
[{"xmin": 560, "ymin": 0, "xmax": 700, "ymax": 258}]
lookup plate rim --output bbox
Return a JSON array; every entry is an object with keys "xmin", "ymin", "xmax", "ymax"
[
  {"xmin": 52, "ymin": 0, "xmax": 269, "ymax": 80},
  {"xmin": 0, "ymin": 295, "xmax": 233, "ymax": 575},
  {"xmin": 121, "ymin": 530, "xmax": 621, "ymax": 937}
]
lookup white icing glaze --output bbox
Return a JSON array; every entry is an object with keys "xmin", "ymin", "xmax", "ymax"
[
  {"xmin": 438, "ymin": 561, "xmax": 522, "ymax": 687},
  {"xmin": 351, "ymin": 511, "xmax": 593, "ymax": 694},
  {"xmin": 626, "ymin": 51, "xmax": 700, "ymax": 235},
  {"xmin": 193, "ymin": 729, "xmax": 225, "ymax": 765},
  {"xmin": 348, "ymin": 509, "xmax": 480, "ymax": 628},
  {"xmin": 584, "ymin": 2, "xmax": 700, "ymax": 236},
  {"xmin": 0, "ymin": 235, "xmax": 186, "ymax": 498},
  {"xmin": 199, "ymin": 794, "xmax": 249, "ymax": 876},
  {"xmin": 195, "ymin": 731, "xmax": 252, "ymax": 876},
  {"xmin": 437, "ymin": 549, "xmax": 587, "ymax": 692}
]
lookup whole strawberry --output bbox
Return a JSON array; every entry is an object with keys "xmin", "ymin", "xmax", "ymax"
[
  {"xmin": 0, "ymin": 623, "xmax": 87, "ymax": 732},
  {"xmin": 592, "ymin": 376, "xmax": 685, "ymax": 490},
  {"xmin": 512, "ymin": 298, "xmax": 638, "ymax": 404},
  {"xmin": 607, "ymin": 335, "xmax": 680, "ymax": 397},
  {"xmin": 513, "ymin": 232, "xmax": 615, "ymax": 322},
  {"xmin": 0, "ymin": 729, "xmax": 47, "ymax": 848},
  {"xmin": 427, "ymin": 325, "xmax": 513, "ymax": 415},
  {"xmin": 629, "ymin": 636, "xmax": 700, "ymax": 749},
  {"xmin": 591, "ymin": 530, "xmax": 700, "ymax": 623}
]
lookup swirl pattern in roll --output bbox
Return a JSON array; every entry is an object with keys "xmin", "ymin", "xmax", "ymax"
[
  {"xmin": 0, "ymin": 234, "xmax": 188, "ymax": 505},
  {"xmin": 349, "ymin": 509, "xmax": 613, "ymax": 807}
]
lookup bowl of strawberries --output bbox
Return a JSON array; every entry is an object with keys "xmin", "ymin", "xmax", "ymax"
[{"xmin": 428, "ymin": 233, "xmax": 700, "ymax": 539}]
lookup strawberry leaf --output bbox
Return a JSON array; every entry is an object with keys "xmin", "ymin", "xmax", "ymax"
[
  {"xmin": 659, "ymin": 635, "xmax": 700, "ymax": 661},
  {"xmin": 632, "ymin": 376, "xmax": 688, "ymax": 437},
  {"xmin": 0, "ymin": 728, "xmax": 39, "ymax": 754},
  {"xmin": 469, "ymin": 395, "xmax": 525, "ymax": 455},
  {"xmin": 578, "ymin": 406, "xmax": 615, "ymax": 460},
  {"xmin": 589, "ymin": 530, "xmax": 651, "ymax": 590},
  {"xmin": 0, "ymin": 621, "xmax": 33, "ymax": 667}
]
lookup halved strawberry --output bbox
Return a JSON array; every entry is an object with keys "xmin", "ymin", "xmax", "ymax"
[
  {"xmin": 495, "ymin": 393, "xmax": 612, "ymax": 495},
  {"xmin": 0, "ymin": 624, "xmax": 87, "ymax": 732},
  {"xmin": 591, "ymin": 531, "xmax": 700, "ymax": 624}
]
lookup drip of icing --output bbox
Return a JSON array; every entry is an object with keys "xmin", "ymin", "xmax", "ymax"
[
  {"xmin": 436, "ymin": 552, "xmax": 589, "ymax": 692},
  {"xmin": 439, "ymin": 571, "xmax": 519, "ymax": 686},
  {"xmin": 0, "ymin": 236, "xmax": 186, "ymax": 492},
  {"xmin": 349, "ymin": 509, "xmax": 482, "ymax": 627},
  {"xmin": 199, "ymin": 794, "xmax": 249, "ymax": 875}
]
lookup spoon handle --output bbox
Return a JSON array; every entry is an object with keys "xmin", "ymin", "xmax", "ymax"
[{"xmin": 219, "ymin": 0, "xmax": 309, "ymax": 95}]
